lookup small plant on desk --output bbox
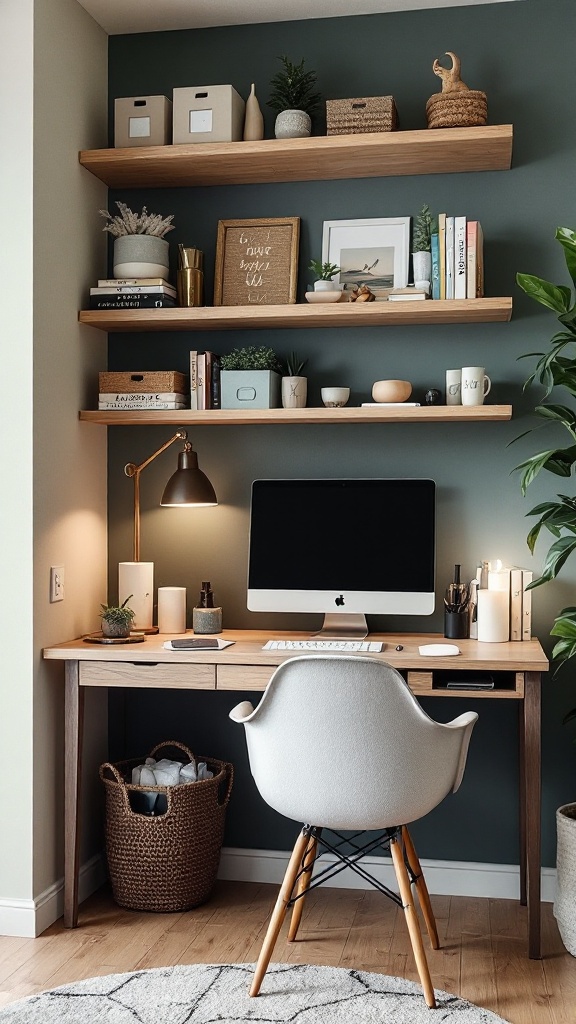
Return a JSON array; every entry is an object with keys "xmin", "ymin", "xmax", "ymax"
[{"xmin": 100, "ymin": 595, "xmax": 135, "ymax": 638}]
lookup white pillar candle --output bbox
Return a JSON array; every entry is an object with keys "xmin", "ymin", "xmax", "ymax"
[
  {"xmin": 118, "ymin": 561, "xmax": 154, "ymax": 630},
  {"xmin": 158, "ymin": 587, "xmax": 187, "ymax": 634},
  {"xmin": 488, "ymin": 560, "xmax": 509, "ymax": 592},
  {"xmin": 477, "ymin": 588, "xmax": 509, "ymax": 643}
]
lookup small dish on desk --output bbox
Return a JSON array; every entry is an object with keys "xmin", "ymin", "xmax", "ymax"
[
  {"xmin": 305, "ymin": 290, "xmax": 343, "ymax": 304},
  {"xmin": 83, "ymin": 631, "xmax": 145, "ymax": 645}
]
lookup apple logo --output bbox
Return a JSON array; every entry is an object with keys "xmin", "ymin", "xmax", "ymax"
[{"xmin": 335, "ymin": 595, "xmax": 345, "ymax": 607}]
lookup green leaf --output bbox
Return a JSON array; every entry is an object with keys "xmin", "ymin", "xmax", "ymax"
[
  {"xmin": 514, "ymin": 449, "xmax": 565, "ymax": 494},
  {"xmin": 535, "ymin": 404, "xmax": 576, "ymax": 437},
  {"xmin": 557, "ymin": 226, "xmax": 576, "ymax": 287},
  {"xmin": 538, "ymin": 535, "xmax": 576, "ymax": 582},
  {"xmin": 516, "ymin": 272, "xmax": 571, "ymax": 313}
]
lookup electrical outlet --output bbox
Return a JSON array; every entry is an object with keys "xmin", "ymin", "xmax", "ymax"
[{"xmin": 50, "ymin": 566, "xmax": 65, "ymax": 602}]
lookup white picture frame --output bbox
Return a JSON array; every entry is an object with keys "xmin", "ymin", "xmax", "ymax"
[{"xmin": 322, "ymin": 217, "xmax": 411, "ymax": 300}]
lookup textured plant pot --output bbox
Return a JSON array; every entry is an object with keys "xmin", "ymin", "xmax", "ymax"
[
  {"xmin": 554, "ymin": 802, "xmax": 576, "ymax": 955},
  {"xmin": 113, "ymin": 235, "xmax": 170, "ymax": 280},
  {"xmin": 282, "ymin": 376, "xmax": 307, "ymax": 409},
  {"xmin": 101, "ymin": 620, "xmax": 132, "ymax": 638},
  {"xmin": 412, "ymin": 250, "xmax": 432, "ymax": 291},
  {"xmin": 274, "ymin": 109, "xmax": 311, "ymax": 139},
  {"xmin": 220, "ymin": 370, "xmax": 281, "ymax": 409},
  {"xmin": 314, "ymin": 280, "xmax": 337, "ymax": 292}
]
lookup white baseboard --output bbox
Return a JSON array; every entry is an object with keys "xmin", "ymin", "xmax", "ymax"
[
  {"xmin": 0, "ymin": 853, "xmax": 106, "ymax": 937},
  {"xmin": 218, "ymin": 846, "xmax": 556, "ymax": 903}
]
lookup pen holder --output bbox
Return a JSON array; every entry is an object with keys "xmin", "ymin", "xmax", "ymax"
[
  {"xmin": 177, "ymin": 267, "xmax": 204, "ymax": 307},
  {"xmin": 193, "ymin": 606, "xmax": 222, "ymax": 634},
  {"xmin": 444, "ymin": 608, "xmax": 469, "ymax": 640}
]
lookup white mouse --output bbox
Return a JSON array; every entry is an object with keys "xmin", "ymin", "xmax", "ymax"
[{"xmin": 418, "ymin": 643, "xmax": 461, "ymax": 656}]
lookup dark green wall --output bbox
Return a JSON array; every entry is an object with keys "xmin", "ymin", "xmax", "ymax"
[{"xmin": 105, "ymin": 0, "xmax": 576, "ymax": 866}]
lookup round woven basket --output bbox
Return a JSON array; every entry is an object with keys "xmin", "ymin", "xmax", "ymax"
[
  {"xmin": 555, "ymin": 802, "xmax": 576, "ymax": 955},
  {"xmin": 426, "ymin": 91, "xmax": 487, "ymax": 129},
  {"xmin": 100, "ymin": 741, "xmax": 234, "ymax": 913}
]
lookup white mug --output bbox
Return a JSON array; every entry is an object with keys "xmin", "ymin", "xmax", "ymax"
[
  {"xmin": 461, "ymin": 366, "xmax": 491, "ymax": 406},
  {"xmin": 445, "ymin": 368, "xmax": 461, "ymax": 406}
]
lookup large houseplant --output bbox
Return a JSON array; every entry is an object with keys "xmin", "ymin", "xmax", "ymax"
[
  {"xmin": 515, "ymin": 224, "xmax": 576, "ymax": 955},
  {"xmin": 220, "ymin": 346, "xmax": 283, "ymax": 410},
  {"xmin": 100, "ymin": 201, "xmax": 175, "ymax": 280},
  {"xmin": 267, "ymin": 55, "xmax": 321, "ymax": 139}
]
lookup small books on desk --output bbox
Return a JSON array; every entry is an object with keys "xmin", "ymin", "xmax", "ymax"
[{"xmin": 163, "ymin": 638, "xmax": 235, "ymax": 651}]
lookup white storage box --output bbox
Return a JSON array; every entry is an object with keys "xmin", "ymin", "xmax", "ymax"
[
  {"xmin": 220, "ymin": 371, "xmax": 281, "ymax": 410},
  {"xmin": 173, "ymin": 85, "xmax": 245, "ymax": 144},
  {"xmin": 114, "ymin": 96, "xmax": 172, "ymax": 147}
]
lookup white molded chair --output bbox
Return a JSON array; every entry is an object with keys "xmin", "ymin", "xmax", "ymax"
[{"xmin": 230, "ymin": 654, "xmax": 478, "ymax": 1008}]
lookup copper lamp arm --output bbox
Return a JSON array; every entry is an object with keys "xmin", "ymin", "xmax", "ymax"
[{"xmin": 124, "ymin": 429, "xmax": 188, "ymax": 561}]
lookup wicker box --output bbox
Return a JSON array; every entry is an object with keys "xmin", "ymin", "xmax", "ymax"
[
  {"xmin": 99, "ymin": 370, "xmax": 188, "ymax": 395},
  {"xmin": 326, "ymin": 95, "xmax": 398, "ymax": 135}
]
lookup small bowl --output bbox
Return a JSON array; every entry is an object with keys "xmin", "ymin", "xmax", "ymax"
[
  {"xmin": 305, "ymin": 290, "xmax": 343, "ymax": 304},
  {"xmin": 321, "ymin": 386, "xmax": 350, "ymax": 408},
  {"xmin": 371, "ymin": 379, "xmax": 412, "ymax": 403}
]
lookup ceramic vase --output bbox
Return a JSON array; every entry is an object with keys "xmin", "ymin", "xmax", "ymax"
[
  {"xmin": 282, "ymin": 376, "xmax": 307, "ymax": 409},
  {"xmin": 113, "ymin": 234, "xmax": 170, "ymax": 280},
  {"xmin": 274, "ymin": 109, "xmax": 311, "ymax": 139},
  {"xmin": 412, "ymin": 250, "xmax": 432, "ymax": 292},
  {"xmin": 555, "ymin": 803, "xmax": 576, "ymax": 955},
  {"xmin": 243, "ymin": 83, "xmax": 264, "ymax": 141}
]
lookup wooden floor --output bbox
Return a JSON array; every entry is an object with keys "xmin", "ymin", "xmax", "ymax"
[{"xmin": 0, "ymin": 882, "xmax": 574, "ymax": 1022}]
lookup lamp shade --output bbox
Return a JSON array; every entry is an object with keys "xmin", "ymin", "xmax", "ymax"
[{"xmin": 160, "ymin": 447, "xmax": 217, "ymax": 506}]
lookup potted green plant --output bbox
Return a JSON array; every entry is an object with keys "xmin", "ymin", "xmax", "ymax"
[
  {"xmin": 412, "ymin": 204, "xmax": 433, "ymax": 294},
  {"xmin": 100, "ymin": 595, "xmax": 135, "ymax": 639},
  {"xmin": 514, "ymin": 224, "xmax": 576, "ymax": 956},
  {"xmin": 267, "ymin": 55, "xmax": 321, "ymax": 140},
  {"xmin": 308, "ymin": 259, "xmax": 341, "ymax": 293},
  {"xmin": 220, "ymin": 346, "xmax": 283, "ymax": 410},
  {"xmin": 99, "ymin": 201, "xmax": 175, "ymax": 280},
  {"xmin": 282, "ymin": 352, "xmax": 308, "ymax": 409}
]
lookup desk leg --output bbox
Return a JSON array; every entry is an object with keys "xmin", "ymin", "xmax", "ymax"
[
  {"xmin": 523, "ymin": 671, "xmax": 541, "ymax": 959},
  {"xmin": 64, "ymin": 661, "xmax": 84, "ymax": 928},
  {"xmin": 518, "ymin": 699, "xmax": 526, "ymax": 906}
]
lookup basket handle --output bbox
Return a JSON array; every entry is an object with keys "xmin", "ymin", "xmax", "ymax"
[
  {"xmin": 99, "ymin": 761, "xmax": 133, "ymax": 812},
  {"xmin": 148, "ymin": 740, "xmax": 196, "ymax": 764},
  {"xmin": 99, "ymin": 761, "xmax": 175, "ymax": 816},
  {"xmin": 218, "ymin": 762, "xmax": 234, "ymax": 807}
]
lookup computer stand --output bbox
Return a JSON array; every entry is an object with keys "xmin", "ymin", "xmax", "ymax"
[{"xmin": 314, "ymin": 613, "xmax": 369, "ymax": 639}]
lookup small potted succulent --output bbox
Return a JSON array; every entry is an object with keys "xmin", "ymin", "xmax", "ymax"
[
  {"xmin": 100, "ymin": 595, "xmax": 135, "ymax": 639},
  {"xmin": 412, "ymin": 204, "xmax": 433, "ymax": 294},
  {"xmin": 309, "ymin": 259, "xmax": 341, "ymax": 293},
  {"xmin": 282, "ymin": 352, "xmax": 308, "ymax": 409},
  {"xmin": 267, "ymin": 55, "xmax": 321, "ymax": 139},
  {"xmin": 99, "ymin": 201, "xmax": 175, "ymax": 280},
  {"xmin": 220, "ymin": 345, "xmax": 283, "ymax": 409}
]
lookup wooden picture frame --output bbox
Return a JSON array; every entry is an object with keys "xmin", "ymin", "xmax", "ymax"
[
  {"xmin": 322, "ymin": 217, "xmax": 410, "ymax": 300},
  {"xmin": 214, "ymin": 217, "xmax": 300, "ymax": 306}
]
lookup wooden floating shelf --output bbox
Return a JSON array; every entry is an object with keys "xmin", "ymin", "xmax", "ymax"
[
  {"xmin": 79, "ymin": 406, "xmax": 513, "ymax": 426},
  {"xmin": 79, "ymin": 297, "xmax": 513, "ymax": 333},
  {"xmin": 78, "ymin": 125, "xmax": 513, "ymax": 188}
]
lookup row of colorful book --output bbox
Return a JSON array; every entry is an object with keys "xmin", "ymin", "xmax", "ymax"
[
  {"xmin": 89, "ymin": 277, "xmax": 176, "ymax": 310},
  {"xmin": 431, "ymin": 216, "xmax": 483, "ymax": 301}
]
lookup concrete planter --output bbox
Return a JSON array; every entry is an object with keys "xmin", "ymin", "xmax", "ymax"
[
  {"xmin": 555, "ymin": 802, "xmax": 576, "ymax": 955},
  {"xmin": 220, "ymin": 370, "xmax": 281, "ymax": 409}
]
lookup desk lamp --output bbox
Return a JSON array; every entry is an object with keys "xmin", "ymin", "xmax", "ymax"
[{"xmin": 119, "ymin": 429, "xmax": 217, "ymax": 631}]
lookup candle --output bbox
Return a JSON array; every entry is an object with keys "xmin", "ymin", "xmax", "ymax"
[
  {"xmin": 158, "ymin": 587, "xmax": 187, "ymax": 634},
  {"xmin": 488, "ymin": 559, "xmax": 509, "ymax": 592},
  {"xmin": 477, "ymin": 588, "xmax": 509, "ymax": 643},
  {"xmin": 118, "ymin": 561, "xmax": 154, "ymax": 630}
]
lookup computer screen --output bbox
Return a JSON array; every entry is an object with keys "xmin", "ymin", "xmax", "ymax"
[{"xmin": 247, "ymin": 478, "xmax": 436, "ymax": 635}]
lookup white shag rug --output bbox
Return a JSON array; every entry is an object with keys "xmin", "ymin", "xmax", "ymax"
[{"xmin": 0, "ymin": 962, "xmax": 512, "ymax": 1023}]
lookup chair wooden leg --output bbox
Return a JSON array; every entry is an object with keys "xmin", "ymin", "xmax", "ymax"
[
  {"xmin": 250, "ymin": 829, "xmax": 311, "ymax": 996},
  {"xmin": 390, "ymin": 835, "xmax": 436, "ymax": 1009},
  {"xmin": 288, "ymin": 835, "xmax": 318, "ymax": 941},
  {"xmin": 402, "ymin": 826, "xmax": 440, "ymax": 950}
]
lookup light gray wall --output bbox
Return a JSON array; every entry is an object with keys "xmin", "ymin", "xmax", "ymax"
[{"xmin": 105, "ymin": 0, "xmax": 576, "ymax": 866}]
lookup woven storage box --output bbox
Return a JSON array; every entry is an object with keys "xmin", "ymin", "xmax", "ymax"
[
  {"xmin": 99, "ymin": 370, "xmax": 188, "ymax": 395},
  {"xmin": 100, "ymin": 741, "xmax": 233, "ymax": 912},
  {"xmin": 326, "ymin": 96, "xmax": 398, "ymax": 135},
  {"xmin": 426, "ymin": 90, "xmax": 487, "ymax": 129}
]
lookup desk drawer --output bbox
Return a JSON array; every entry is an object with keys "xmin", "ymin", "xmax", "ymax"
[
  {"xmin": 80, "ymin": 661, "xmax": 216, "ymax": 689},
  {"xmin": 217, "ymin": 665, "xmax": 274, "ymax": 691}
]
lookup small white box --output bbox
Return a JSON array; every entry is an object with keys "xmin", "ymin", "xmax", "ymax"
[
  {"xmin": 173, "ymin": 85, "xmax": 245, "ymax": 144},
  {"xmin": 114, "ymin": 96, "xmax": 172, "ymax": 148}
]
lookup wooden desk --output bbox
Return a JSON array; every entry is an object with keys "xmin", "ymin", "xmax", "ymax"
[{"xmin": 43, "ymin": 629, "xmax": 548, "ymax": 956}]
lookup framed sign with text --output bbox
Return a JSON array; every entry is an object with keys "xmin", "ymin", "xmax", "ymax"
[{"xmin": 213, "ymin": 217, "xmax": 300, "ymax": 306}]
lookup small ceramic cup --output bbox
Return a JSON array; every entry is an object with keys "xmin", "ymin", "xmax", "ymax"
[{"xmin": 321, "ymin": 386, "xmax": 350, "ymax": 408}]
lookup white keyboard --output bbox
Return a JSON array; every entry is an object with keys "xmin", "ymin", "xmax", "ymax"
[{"xmin": 262, "ymin": 639, "xmax": 384, "ymax": 653}]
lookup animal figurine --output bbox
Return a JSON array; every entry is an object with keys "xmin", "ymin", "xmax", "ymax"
[
  {"xmin": 349, "ymin": 284, "xmax": 376, "ymax": 302},
  {"xmin": 432, "ymin": 52, "xmax": 469, "ymax": 93}
]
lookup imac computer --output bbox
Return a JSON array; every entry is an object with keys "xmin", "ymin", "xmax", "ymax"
[{"xmin": 247, "ymin": 478, "xmax": 436, "ymax": 637}]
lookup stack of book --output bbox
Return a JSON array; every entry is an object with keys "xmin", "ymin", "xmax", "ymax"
[
  {"xmin": 98, "ymin": 391, "xmax": 188, "ymax": 410},
  {"xmin": 431, "ymin": 216, "xmax": 483, "ymax": 301},
  {"xmin": 190, "ymin": 350, "xmax": 221, "ymax": 410},
  {"xmin": 473, "ymin": 561, "xmax": 533, "ymax": 641},
  {"xmin": 89, "ymin": 278, "xmax": 177, "ymax": 310},
  {"xmin": 388, "ymin": 287, "xmax": 428, "ymax": 302}
]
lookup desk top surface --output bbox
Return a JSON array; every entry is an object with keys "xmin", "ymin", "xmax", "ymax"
[{"xmin": 43, "ymin": 629, "xmax": 549, "ymax": 672}]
